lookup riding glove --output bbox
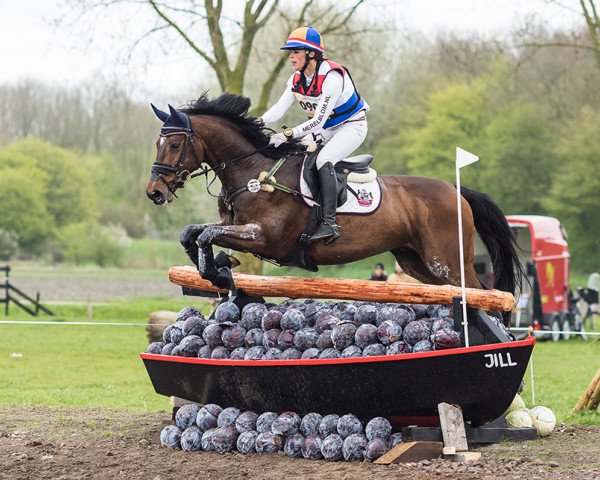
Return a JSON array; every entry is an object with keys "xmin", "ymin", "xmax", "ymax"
[{"xmin": 269, "ymin": 132, "xmax": 287, "ymax": 148}]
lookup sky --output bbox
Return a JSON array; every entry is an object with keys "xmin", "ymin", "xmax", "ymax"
[{"xmin": 0, "ymin": 0, "xmax": 584, "ymax": 100}]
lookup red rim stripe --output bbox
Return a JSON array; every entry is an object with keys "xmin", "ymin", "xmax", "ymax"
[
  {"xmin": 140, "ymin": 336, "xmax": 535, "ymax": 367},
  {"xmin": 286, "ymin": 37, "xmax": 324, "ymax": 50}
]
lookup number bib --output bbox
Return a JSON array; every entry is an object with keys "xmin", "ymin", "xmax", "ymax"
[{"xmin": 293, "ymin": 92, "xmax": 319, "ymax": 118}]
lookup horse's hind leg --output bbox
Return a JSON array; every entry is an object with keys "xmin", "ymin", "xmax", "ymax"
[{"xmin": 391, "ymin": 247, "xmax": 444, "ymax": 285}]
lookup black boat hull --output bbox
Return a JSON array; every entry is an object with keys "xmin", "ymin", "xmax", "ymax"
[{"xmin": 141, "ymin": 337, "xmax": 534, "ymax": 426}]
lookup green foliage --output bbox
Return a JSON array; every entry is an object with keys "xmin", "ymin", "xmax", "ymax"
[
  {"xmin": 0, "ymin": 168, "xmax": 53, "ymax": 254},
  {"xmin": 544, "ymin": 106, "xmax": 600, "ymax": 269},
  {"xmin": 56, "ymin": 222, "xmax": 126, "ymax": 267},
  {"xmin": 0, "ymin": 229, "xmax": 19, "ymax": 261}
]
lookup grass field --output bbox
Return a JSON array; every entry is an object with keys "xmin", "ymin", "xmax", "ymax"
[{"xmin": 1, "ymin": 298, "xmax": 598, "ymax": 425}]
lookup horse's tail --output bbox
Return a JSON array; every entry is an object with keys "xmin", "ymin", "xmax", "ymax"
[{"xmin": 460, "ymin": 186, "xmax": 523, "ymax": 300}]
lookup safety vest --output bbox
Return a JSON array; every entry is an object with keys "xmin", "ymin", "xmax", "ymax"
[{"xmin": 291, "ymin": 60, "xmax": 365, "ymax": 129}]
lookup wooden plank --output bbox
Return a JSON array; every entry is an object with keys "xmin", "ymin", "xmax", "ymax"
[
  {"xmin": 573, "ymin": 369, "xmax": 600, "ymax": 412},
  {"xmin": 444, "ymin": 451, "xmax": 482, "ymax": 463},
  {"xmin": 373, "ymin": 441, "xmax": 443, "ymax": 465},
  {"xmin": 586, "ymin": 377, "xmax": 600, "ymax": 410},
  {"xmin": 168, "ymin": 266, "xmax": 515, "ymax": 311},
  {"xmin": 438, "ymin": 403, "xmax": 468, "ymax": 452}
]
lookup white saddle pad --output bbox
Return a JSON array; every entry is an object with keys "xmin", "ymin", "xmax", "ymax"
[{"xmin": 299, "ymin": 164, "xmax": 382, "ymax": 214}]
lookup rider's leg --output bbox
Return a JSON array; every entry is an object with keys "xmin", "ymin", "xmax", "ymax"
[{"xmin": 309, "ymin": 120, "xmax": 368, "ymax": 243}]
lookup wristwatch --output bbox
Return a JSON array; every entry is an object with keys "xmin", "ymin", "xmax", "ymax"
[{"xmin": 283, "ymin": 127, "xmax": 294, "ymax": 140}]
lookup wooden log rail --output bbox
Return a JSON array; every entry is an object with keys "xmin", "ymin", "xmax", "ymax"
[{"xmin": 168, "ymin": 266, "xmax": 515, "ymax": 312}]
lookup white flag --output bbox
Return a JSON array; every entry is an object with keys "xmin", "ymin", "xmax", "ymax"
[{"xmin": 456, "ymin": 147, "xmax": 479, "ymax": 168}]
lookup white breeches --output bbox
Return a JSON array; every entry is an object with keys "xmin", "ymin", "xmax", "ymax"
[{"xmin": 310, "ymin": 119, "xmax": 368, "ymax": 170}]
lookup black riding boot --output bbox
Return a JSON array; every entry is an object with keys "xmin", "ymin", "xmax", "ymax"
[{"xmin": 309, "ymin": 162, "xmax": 340, "ymax": 244}]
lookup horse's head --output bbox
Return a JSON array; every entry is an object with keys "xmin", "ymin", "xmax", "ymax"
[{"xmin": 146, "ymin": 104, "xmax": 201, "ymax": 205}]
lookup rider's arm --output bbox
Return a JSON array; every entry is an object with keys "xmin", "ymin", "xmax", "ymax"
[
  {"xmin": 290, "ymin": 71, "xmax": 343, "ymax": 138},
  {"xmin": 261, "ymin": 75, "xmax": 295, "ymax": 124}
]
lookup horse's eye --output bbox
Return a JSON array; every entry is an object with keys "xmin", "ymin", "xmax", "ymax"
[{"xmin": 171, "ymin": 142, "xmax": 180, "ymax": 150}]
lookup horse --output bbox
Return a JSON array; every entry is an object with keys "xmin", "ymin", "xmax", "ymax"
[{"xmin": 146, "ymin": 93, "xmax": 521, "ymax": 324}]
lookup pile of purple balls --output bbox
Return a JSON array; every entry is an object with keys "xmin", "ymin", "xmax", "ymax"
[
  {"xmin": 146, "ymin": 298, "xmax": 462, "ymax": 360},
  {"xmin": 161, "ymin": 403, "xmax": 402, "ymax": 461}
]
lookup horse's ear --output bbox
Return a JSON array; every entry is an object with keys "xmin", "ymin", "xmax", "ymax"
[
  {"xmin": 168, "ymin": 104, "xmax": 188, "ymax": 127},
  {"xmin": 151, "ymin": 103, "xmax": 170, "ymax": 122}
]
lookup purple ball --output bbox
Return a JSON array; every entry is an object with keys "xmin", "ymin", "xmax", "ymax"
[
  {"xmin": 162, "ymin": 324, "xmax": 174, "ymax": 344},
  {"xmin": 271, "ymin": 411, "xmax": 301, "ymax": 436},
  {"xmin": 217, "ymin": 407, "xmax": 241, "ymax": 427},
  {"xmin": 175, "ymin": 403, "xmax": 201, "ymax": 430},
  {"xmin": 244, "ymin": 345, "xmax": 266, "ymax": 360},
  {"xmin": 169, "ymin": 325, "xmax": 184, "ymax": 344},
  {"xmin": 365, "ymin": 417, "xmax": 392, "ymax": 441},
  {"xmin": 177, "ymin": 306, "xmax": 201, "ymax": 322},
  {"xmin": 237, "ymin": 430, "xmax": 258, "ymax": 454},
  {"xmin": 229, "ymin": 347, "xmax": 248, "ymax": 360},
  {"xmin": 433, "ymin": 326, "xmax": 461, "ymax": 350},
  {"xmin": 333, "ymin": 303, "xmax": 357, "ymax": 322},
  {"xmin": 261, "ymin": 310, "xmax": 283, "ymax": 330},
  {"xmin": 300, "ymin": 412, "xmax": 323, "ymax": 437},
  {"xmin": 235, "ymin": 411, "xmax": 259, "ymax": 433},
  {"xmin": 319, "ymin": 348, "xmax": 341, "ymax": 359},
  {"xmin": 302, "ymin": 434, "xmax": 323, "ymax": 460},
  {"xmin": 196, "ymin": 404, "xmax": 222, "ymax": 431},
  {"xmin": 318, "ymin": 414, "xmax": 340, "ymax": 438},
  {"xmin": 365, "ymin": 438, "xmax": 389, "ymax": 461},
  {"xmin": 146, "ymin": 341, "xmax": 164, "ymax": 354},
  {"xmin": 214, "ymin": 302, "xmax": 240, "ymax": 323},
  {"xmin": 402, "ymin": 320, "xmax": 431, "ymax": 346},
  {"xmin": 283, "ymin": 433, "xmax": 305, "ymax": 458},
  {"xmin": 281, "ymin": 347, "xmax": 302, "ymax": 359},
  {"xmin": 211, "ymin": 425, "xmax": 238, "ymax": 453},
  {"xmin": 201, "ymin": 428, "xmax": 216, "ymax": 451},
  {"xmin": 277, "ymin": 329, "xmax": 296, "ymax": 350},
  {"xmin": 240, "ymin": 303, "xmax": 267, "ymax": 330},
  {"xmin": 332, "ymin": 323, "xmax": 357, "ymax": 350},
  {"xmin": 160, "ymin": 425, "xmax": 182, "ymax": 449},
  {"xmin": 161, "ymin": 342, "xmax": 175, "ymax": 355},
  {"xmin": 315, "ymin": 313, "xmax": 338, "ymax": 334},
  {"xmin": 198, "ymin": 345, "xmax": 213, "ymax": 358},
  {"xmin": 256, "ymin": 412, "xmax": 278, "ymax": 433},
  {"xmin": 281, "ymin": 309, "xmax": 307, "ymax": 331},
  {"xmin": 375, "ymin": 305, "xmax": 399, "ymax": 327},
  {"xmin": 412, "ymin": 339, "xmax": 434, "ymax": 352},
  {"xmin": 202, "ymin": 324, "xmax": 224, "ymax": 348},
  {"xmin": 255, "ymin": 431, "xmax": 283, "ymax": 454},
  {"xmin": 182, "ymin": 315, "xmax": 208, "ymax": 337},
  {"xmin": 263, "ymin": 347, "xmax": 283, "ymax": 360},
  {"xmin": 262, "ymin": 328, "xmax": 282, "ymax": 349},
  {"xmin": 386, "ymin": 341, "xmax": 410, "ymax": 355},
  {"xmin": 377, "ymin": 320, "xmax": 402, "ymax": 346},
  {"xmin": 354, "ymin": 305, "xmax": 379, "ymax": 326},
  {"xmin": 301, "ymin": 348, "xmax": 321, "ymax": 359},
  {"xmin": 321, "ymin": 434, "xmax": 344, "ymax": 461},
  {"xmin": 178, "ymin": 335, "xmax": 205, "ymax": 357},
  {"xmin": 293, "ymin": 327, "xmax": 319, "ymax": 351},
  {"xmin": 390, "ymin": 432, "xmax": 403, "ymax": 448},
  {"xmin": 355, "ymin": 323, "xmax": 379, "ymax": 349},
  {"xmin": 221, "ymin": 325, "xmax": 247, "ymax": 349},
  {"xmin": 342, "ymin": 345, "xmax": 363, "ymax": 357},
  {"xmin": 269, "ymin": 304, "xmax": 288, "ymax": 314},
  {"xmin": 244, "ymin": 328, "xmax": 264, "ymax": 348},
  {"xmin": 342, "ymin": 433, "xmax": 368, "ymax": 461},
  {"xmin": 211, "ymin": 346, "xmax": 230, "ymax": 359},
  {"xmin": 395, "ymin": 305, "xmax": 416, "ymax": 327},
  {"xmin": 315, "ymin": 330, "xmax": 334, "ymax": 350},
  {"xmin": 171, "ymin": 345, "xmax": 182, "ymax": 356},
  {"xmin": 337, "ymin": 414, "xmax": 363, "ymax": 439},
  {"xmin": 411, "ymin": 303, "xmax": 429, "ymax": 318},
  {"xmin": 363, "ymin": 343, "xmax": 386, "ymax": 356},
  {"xmin": 432, "ymin": 316, "xmax": 455, "ymax": 333},
  {"xmin": 180, "ymin": 425, "xmax": 203, "ymax": 452}
]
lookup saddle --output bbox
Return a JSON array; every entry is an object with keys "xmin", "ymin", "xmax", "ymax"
[{"xmin": 302, "ymin": 150, "xmax": 375, "ymax": 206}]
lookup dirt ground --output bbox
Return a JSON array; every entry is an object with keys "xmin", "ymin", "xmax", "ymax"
[{"xmin": 0, "ymin": 405, "xmax": 598, "ymax": 480}]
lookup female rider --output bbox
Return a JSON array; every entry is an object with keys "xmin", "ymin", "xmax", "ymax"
[{"xmin": 257, "ymin": 26, "xmax": 369, "ymax": 244}]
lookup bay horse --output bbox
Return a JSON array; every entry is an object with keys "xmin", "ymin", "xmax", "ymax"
[{"xmin": 146, "ymin": 93, "xmax": 520, "ymax": 323}]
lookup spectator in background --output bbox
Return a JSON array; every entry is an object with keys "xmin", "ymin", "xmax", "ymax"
[
  {"xmin": 388, "ymin": 261, "xmax": 420, "ymax": 284},
  {"xmin": 369, "ymin": 263, "xmax": 388, "ymax": 281}
]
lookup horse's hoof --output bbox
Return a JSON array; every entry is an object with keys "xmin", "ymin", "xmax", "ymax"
[
  {"xmin": 180, "ymin": 224, "xmax": 203, "ymax": 247},
  {"xmin": 215, "ymin": 251, "xmax": 241, "ymax": 269},
  {"xmin": 213, "ymin": 267, "xmax": 235, "ymax": 290}
]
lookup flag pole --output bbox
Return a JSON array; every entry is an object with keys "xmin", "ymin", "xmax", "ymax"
[{"xmin": 455, "ymin": 147, "xmax": 479, "ymax": 348}]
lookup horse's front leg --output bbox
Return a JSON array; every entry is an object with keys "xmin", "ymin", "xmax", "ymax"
[
  {"xmin": 197, "ymin": 223, "xmax": 265, "ymax": 288},
  {"xmin": 180, "ymin": 222, "xmax": 222, "ymax": 268}
]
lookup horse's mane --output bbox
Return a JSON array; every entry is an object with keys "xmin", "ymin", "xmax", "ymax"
[{"xmin": 182, "ymin": 92, "xmax": 303, "ymax": 159}]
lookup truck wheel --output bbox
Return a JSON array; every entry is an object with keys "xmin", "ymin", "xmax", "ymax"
[
  {"xmin": 561, "ymin": 315, "xmax": 571, "ymax": 340},
  {"xmin": 551, "ymin": 316, "xmax": 561, "ymax": 342}
]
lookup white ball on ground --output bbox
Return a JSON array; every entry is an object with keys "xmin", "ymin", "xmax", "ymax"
[
  {"xmin": 505, "ymin": 393, "xmax": 527, "ymax": 415},
  {"xmin": 528, "ymin": 406, "xmax": 556, "ymax": 437},
  {"xmin": 505, "ymin": 409, "xmax": 533, "ymax": 428}
]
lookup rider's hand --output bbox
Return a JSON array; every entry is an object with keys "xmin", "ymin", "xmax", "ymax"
[
  {"xmin": 253, "ymin": 117, "xmax": 265, "ymax": 128},
  {"xmin": 269, "ymin": 132, "xmax": 287, "ymax": 148}
]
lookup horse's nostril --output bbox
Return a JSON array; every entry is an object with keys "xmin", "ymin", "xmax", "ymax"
[{"xmin": 148, "ymin": 189, "xmax": 164, "ymax": 203}]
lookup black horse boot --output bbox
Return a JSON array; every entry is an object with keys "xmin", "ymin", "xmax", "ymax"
[{"xmin": 309, "ymin": 162, "xmax": 340, "ymax": 244}]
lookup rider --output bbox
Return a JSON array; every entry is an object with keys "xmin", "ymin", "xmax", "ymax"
[{"xmin": 257, "ymin": 26, "xmax": 369, "ymax": 244}]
